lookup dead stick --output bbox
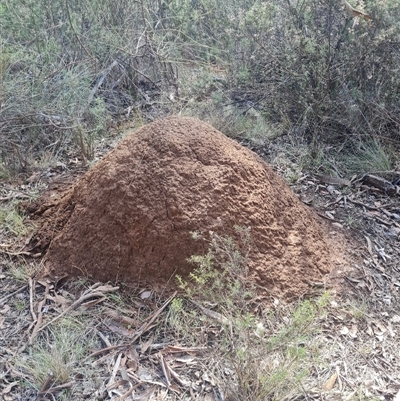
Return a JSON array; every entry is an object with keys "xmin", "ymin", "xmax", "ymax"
[
  {"xmin": 29, "ymin": 278, "xmax": 37, "ymax": 321},
  {"xmin": 29, "ymin": 282, "xmax": 50, "ymax": 344},
  {"xmin": 35, "ymin": 286, "xmax": 118, "ymax": 334},
  {"xmin": 38, "ymin": 381, "xmax": 75, "ymax": 395},
  {"xmin": 0, "ymin": 285, "xmax": 28, "ymax": 305},
  {"xmin": 129, "ymin": 291, "xmax": 177, "ymax": 344},
  {"xmin": 87, "ymin": 293, "xmax": 177, "ymax": 359}
]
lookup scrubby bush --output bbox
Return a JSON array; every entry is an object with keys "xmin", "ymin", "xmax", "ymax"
[
  {"xmin": 1, "ymin": 0, "xmax": 399, "ymax": 172},
  {"xmin": 0, "ymin": 0, "xmax": 177, "ymax": 170},
  {"xmin": 166, "ymin": 0, "xmax": 400, "ymax": 161}
]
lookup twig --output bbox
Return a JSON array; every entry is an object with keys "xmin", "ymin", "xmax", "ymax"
[
  {"xmin": 349, "ymin": 197, "xmax": 377, "ymax": 210},
  {"xmin": 37, "ymin": 381, "xmax": 75, "ymax": 395},
  {"xmin": 87, "ymin": 60, "xmax": 119, "ymax": 106},
  {"xmin": 34, "ymin": 284, "xmax": 119, "ymax": 335},
  {"xmin": 115, "ymin": 383, "xmax": 142, "ymax": 401},
  {"xmin": 29, "ymin": 282, "xmax": 50, "ymax": 344},
  {"xmin": 87, "ymin": 293, "xmax": 177, "ymax": 358},
  {"xmin": 29, "ymin": 278, "xmax": 37, "ymax": 321},
  {"xmin": 189, "ymin": 300, "xmax": 230, "ymax": 325},
  {"xmin": 0, "ymin": 193, "xmax": 32, "ymax": 201},
  {"xmin": 106, "ymin": 352, "xmax": 122, "ymax": 398},
  {"xmin": 65, "ymin": 0, "xmax": 94, "ymax": 62},
  {"xmin": 38, "ymin": 372, "xmax": 54, "ymax": 394},
  {"xmin": 87, "ymin": 342, "xmax": 172, "ymax": 359},
  {"xmin": 0, "ymin": 249, "xmax": 38, "ymax": 257},
  {"xmin": 0, "ymin": 285, "xmax": 28, "ymax": 305},
  {"xmin": 129, "ymin": 291, "xmax": 177, "ymax": 344}
]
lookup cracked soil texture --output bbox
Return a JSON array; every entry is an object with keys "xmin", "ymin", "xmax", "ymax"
[{"xmin": 32, "ymin": 116, "xmax": 348, "ymax": 300}]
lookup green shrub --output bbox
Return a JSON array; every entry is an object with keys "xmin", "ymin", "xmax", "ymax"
[{"xmin": 174, "ymin": 229, "xmax": 330, "ymax": 400}]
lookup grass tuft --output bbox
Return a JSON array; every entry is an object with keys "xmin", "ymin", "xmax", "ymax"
[
  {"xmin": 0, "ymin": 202, "xmax": 28, "ymax": 236},
  {"xmin": 17, "ymin": 318, "xmax": 94, "ymax": 391}
]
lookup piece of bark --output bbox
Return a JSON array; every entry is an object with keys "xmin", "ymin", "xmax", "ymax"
[{"xmin": 361, "ymin": 174, "xmax": 398, "ymax": 195}]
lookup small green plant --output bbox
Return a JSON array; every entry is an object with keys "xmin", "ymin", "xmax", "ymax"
[
  {"xmin": 182, "ymin": 226, "xmax": 253, "ymax": 310},
  {"xmin": 172, "ymin": 229, "xmax": 329, "ymax": 400},
  {"xmin": 349, "ymin": 299, "xmax": 369, "ymax": 321},
  {"xmin": 344, "ymin": 214, "xmax": 361, "ymax": 230},
  {"xmin": 0, "ymin": 203, "xmax": 27, "ymax": 236},
  {"xmin": 344, "ymin": 140, "xmax": 393, "ymax": 174},
  {"xmin": 14, "ymin": 298, "xmax": 27, "ymax": 311},
  {"xmin": 0, "ymin": 160, "xmax": 9, "ymax": 180},
  {"xmin": 9, "ymin": 263, "xmax": 30, "ymax": 282}
]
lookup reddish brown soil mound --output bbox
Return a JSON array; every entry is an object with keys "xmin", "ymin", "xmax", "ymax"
[{"xmin": 31, "ymin": 116, "xmax": 346, "ymax": 299}]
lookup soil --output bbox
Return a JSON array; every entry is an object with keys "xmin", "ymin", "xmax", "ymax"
[{"xmin": 28, "ymin": 116, "xmax": 350, "ymax": 300}]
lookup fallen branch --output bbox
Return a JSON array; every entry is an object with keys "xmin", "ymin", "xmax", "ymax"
[
  {"xmin": 361, "ymin": 174, "xmax": 398, "ymax": 195},
  {"xmin": 29, "ymin": 281, "xmax": 50, "ymax": 344},
  {"xmin": 129, "ymin": 291, "xmax": 177, "ymax": 344}
]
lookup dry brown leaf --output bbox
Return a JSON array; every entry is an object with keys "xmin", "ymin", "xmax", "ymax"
[
  {"xmin": 175, "ymin": 355, "xmax": 195, "ymax": 364},
  {"xmin": 322, "ymin": 373, "xmax": 338, "ymax": 391},
  {"xmin": 2, "ymin": 381, "xmax": 18, "ymax": 394},
  {"xmin": 140, "ymin": 290, "xmax": 152, "ymax": 299},
  {"xmin": 140, "ymin": 335, "xmax": 154, "ymax": 354},
  {"xmin": 372, "ymin": 320, "xmax": 387, "ymax": 333},
  {"xmin": 160, "ymin": 345, "xmax": 206, "ymax": 355},
  {"xmin": 93, "ymin": 284, "xmax": 120, "ymax": 293},
  {"xmin": 190, "ymin": 300, "xmax": 230, "ymax": 325},
  {"xmin": 158, "ymin": 353, "xmax": 172, "ymax": 387},
  {"xmin": 365, "ymin": 236, "xmax": 373, "ymax": 256},
  {"xmin": 127, "ymin": 348, "xmax": 140, "ymax": 371},
  {"xmin": 102, "ymin": 308, "xmax": 138, "ymax": 327},
  {"xmin": 105, "ymin": 321, "xmax": 135, "ymax": 337}
]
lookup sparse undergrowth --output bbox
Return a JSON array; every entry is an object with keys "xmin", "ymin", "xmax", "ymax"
[
  {"xmin": 17, "ymin": 317, "xmax": 96, "ymax": 393},
  {"xmin": 1, "ymin": 224, "xmax": 400, "ymax": 400},
  {"xmin": 173, "ymin": 230, "xmax": 333, "ymax": 400},
  {"xmin": 2, "ymin": 0, "xmax": 400, "ymax": 177}
]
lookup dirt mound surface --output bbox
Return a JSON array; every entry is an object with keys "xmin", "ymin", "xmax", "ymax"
[{"xmin": 31, "ymin": 116, "xmax": 347, "ymax": 299}]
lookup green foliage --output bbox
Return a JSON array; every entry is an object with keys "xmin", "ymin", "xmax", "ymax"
[
  {"xmin": 2, "ymin": 0, "xmax": 400, "ymax": 172},
  {"xmin": 171, "ymin": 0, "xmax": 400, "ymax": 154},
  {"xmin": 182, "ymin": 227, "xmax": 253, "ymax": 309},
  {"xmin": 0, "ymin": 160, "xmax": 9, "ymax": 180},
  {"xmin": 9, "ymin": 263, "xmax": 30, "ymax": 282},
  {"xmin": 173, "ymin": 230, "xmax": 330, "ymax": 400},
  {"xmin": 0, "ymin": 0, "xmax": 177, "ymax": 170},
  {"xmin": 344, "ymin": 140, "xmax": 393, "ymax": 173},
  {"xmin": 0, "ymin": 203, "xmax": 27, "ymax": 236}
]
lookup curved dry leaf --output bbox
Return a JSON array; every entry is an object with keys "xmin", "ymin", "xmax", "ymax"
[{"xmin": 322, "ymin": 372, "xmax": 338, "ymax": 391}]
